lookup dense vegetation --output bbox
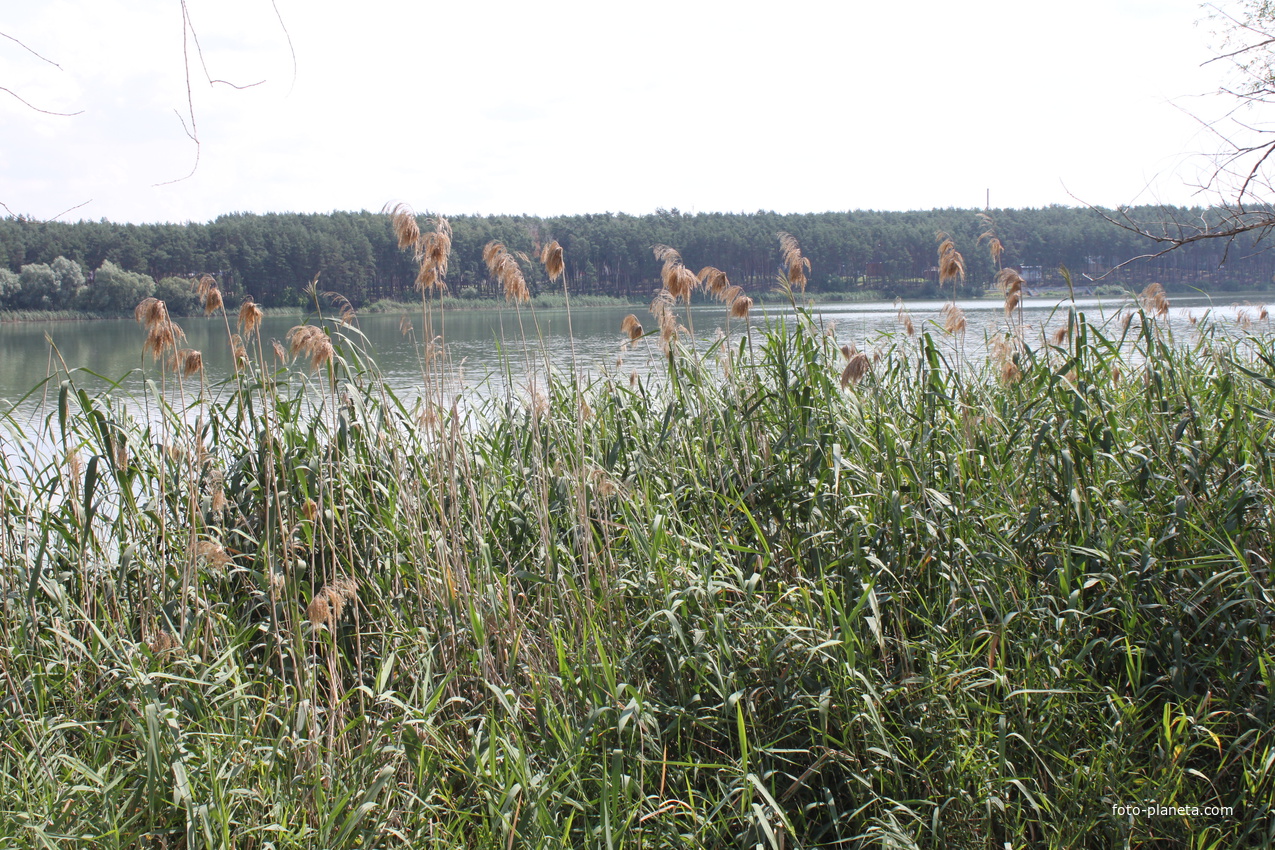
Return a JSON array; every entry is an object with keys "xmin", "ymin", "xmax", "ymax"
[
  {"xmin": 0, "ymin": 243, "xmax": 1272, "ymax": 846},
  {"xmin": 3, "ymin": 205, "xmax": 1274, "ymax": 315}
]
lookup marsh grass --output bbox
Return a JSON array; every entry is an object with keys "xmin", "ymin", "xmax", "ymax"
[{"xmin": 0, "ymin": 245, "xmax": 1272, "ymax": 848}]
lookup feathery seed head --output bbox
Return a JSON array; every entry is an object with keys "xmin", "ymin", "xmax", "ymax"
[
  {"xmin": 384, "ymin": 202, "xmax": 421, "ymax": 251},
  {"xmin": 135, "ymin": 297, "xmax": 166, "ymax": 329},
  {"xmin": 697, "ymin": 266, "xmax": 729, "ymax": 298},
  {"xmin": 174, "ymin": 348, "xmax": 203, "ymax": 377},
  {"xmin": 621, "ymin": 313, "xmax": 644, "ymax": 341},
  {"xmin": 238, "ymin": 298, "xmax": 263, "ymax": 336},
  {"xmin": 936, "ymin": 233, "xmax": 966, "ymax": 285},
  {"xmin": 541, "ymin": 240, "xmax": 565, "ymax": 281},
  {"xmin": 203, "ymin": 286, "xmax": 223, "ymax": 315},
  {"xmin": 941, "ymin": 302, "xmax": 967, "ymax": 335},
  {"xmin": 840, "ymin": 344, "xmax": 870, "ymax": 387},
  {"xmin": 1140, "ymin": 282, "xmax": 1170, "ymax": 319},
  {"xmin": 777, "ymin": 232, "xmax": 809, "ymax": 291}
]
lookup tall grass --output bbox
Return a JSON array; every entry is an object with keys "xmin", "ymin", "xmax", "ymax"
[{"xmin": 0, "ymin": 264, "xmax": 1272, "ymax": 848}]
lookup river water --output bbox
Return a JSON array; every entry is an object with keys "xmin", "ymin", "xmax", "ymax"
[{"xmin": 0, "ymin": 295, "xmax": 1268, "ymax": 432}]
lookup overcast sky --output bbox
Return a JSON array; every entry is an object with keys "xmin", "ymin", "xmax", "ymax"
[{"xmin": 0, "ymin": 0, "xmax": 1243, "ymax": 224}]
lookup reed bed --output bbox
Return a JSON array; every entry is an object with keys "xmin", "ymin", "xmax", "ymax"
[{"xmin": 0, "ymin": 263, "xmax": 1272, "ymax": 849}]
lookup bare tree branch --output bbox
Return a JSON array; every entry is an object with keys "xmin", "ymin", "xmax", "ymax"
[
  {"xmin": 155, "ymin": 1, "xmax": 202, "ymax": 186},
  {"xmin": 270, "ymin": 0, "xmax": 298, "ymax": 95},
  {"xmin": 49, "ymin": 199, "xmax": 93, "ymax": 222},
  {"xmin": 0, "ymin": 86, "xmax": 82, "ymax": 116},
  {"xmin": 0, "ymin": 30, "xmax": 63, "ymax": 70}
]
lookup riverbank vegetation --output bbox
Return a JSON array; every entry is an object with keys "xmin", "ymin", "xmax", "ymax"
[
  {"xmin": 4, "ymin": 205, "xmax": 1275, "ymax": 318},
  {"xmin": 0, "ymin": 231, "xmax": 1273, "ymax": 847}
]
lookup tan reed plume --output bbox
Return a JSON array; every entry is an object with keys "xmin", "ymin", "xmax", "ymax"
[
  {"xmin": 650, "ymin": 290, "xmax": 682, "ymax": 353},
  {"xmin": 307, "ymin": 575, "xmax": 359, "ymax": 630},
  {"xmin": 778, "ymin": 232, "xmax": 810, "ymax": 291},
  {"xmin": 990, "ymin": 335, "xmax": 1022, "ymax": 384},
  {"xmin": 840, "ymin": 343, "xmax": 871, "ymax": 387},
  {"xmin": 173, "ymin": 348, "xmax": 203, "ymax": 378},
  {"xmin": 729, "ymin": 295, "xmax": 753, "ymax": 319},
  {"xmin": 941, "ymin": 302, "xmax": 967, "ymax": 335},
  {"xmin": 651, "ymin": 245, "xmax": 697, "ymax": 303},
  {"xmin": 484, "ymin": 241, "xmax": 530, "ymax": 303},
  {"xmin": 697, "ymin": 266, "xmax": 730, "ymax": 299},
  {"xmin": 621, "ymin": 313, "xmax": 643, "ymax": 341},
  {"xmin": 195, "ymin": 274, "xmax": 223, "ymax": 315},
  {"xmin": 936, "ymin": 232, "xmax": 966, "ymax": 289},
  {"xmin": 542, "ymin": 240, "xmax": 565, "ymax": 281},
  {"xmin": 977, "ymin": 213, "xmax": 1005, "ymax": 267},
  {"xmin": 326, "ymin": 291, "xmax": 357, "ymax": 325},
  {"xmin": 238, "ymin": 298, "xmax": 264, "ymax": 336},
  {"xmin": 194, "ymin": 540, "xmax": 232, "ymax": 570},
  {"xmin": 147, "ymin": 631, "xmax": 180, "ymax": 653},
  {"xmin": 1140, "ymin": 282, "xmax": 1170, "ymax": 319},
  {"xmin": 286, "ymin": 324, "xmax": 334, "ymax": 372},
  {"xmin": 384, "ymin": 202, "xmax": 421, "ymax": 252},
  {"xmin": 416, "ymin": 216, "xmax": 452, "ymax": 289},
  {"xmin": 895, "ymin": 299, "xmax": 916, "ymax": 336},
  {"xmin": 651, "ymin": 245, "xmax": 690, "ymax": 300},
  {"xmin": 135, "ymin": 297, "xmax": 185, "ymax": 360},
  {"xmin": 997, "ymin": 268, "xmax": 1024, "ymax": 315}
]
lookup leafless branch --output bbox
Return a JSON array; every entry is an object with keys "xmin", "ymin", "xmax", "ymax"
[
  {"xmin": 0, "ymin": 86, "xmax": 82, "ymax": 116},
  {"xmin": 209, "ymin": 78, "xmax": 266, "ymax": 90},
  {"xmin": 270, "ymin": 0, "xmax": 298, "ymax": 95},
  {"xmin": 49, "ymin": 199, "xmax": 93, "ymax": 222},
  {"xmin": 155, "ymin": 1, "xmax": 202, "ymax": 186},
  {"xmin": 0, "ymin": 30, "xmax": 63, "ymax": 70}
]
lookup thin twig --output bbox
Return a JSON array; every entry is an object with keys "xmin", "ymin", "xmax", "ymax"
[
  {"xmin": 0, "ymin": 31, "xmax": 63, "ymax": 69},
  {"xmin": 0, "ymin": 86, "xmax": 82, "ymax": 116}
]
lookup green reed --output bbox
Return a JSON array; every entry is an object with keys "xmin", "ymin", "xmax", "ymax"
[{"xmin": 0, "ymin": 292, "xmax": 1271, "ymax": 849}]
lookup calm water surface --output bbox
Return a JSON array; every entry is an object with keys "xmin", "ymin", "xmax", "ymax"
[{"xmin": 0, "ymin": 295, "xmax": 1267, "ymax": 431}]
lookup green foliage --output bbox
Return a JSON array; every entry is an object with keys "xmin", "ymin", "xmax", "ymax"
[
  {"xmin": 0, "ymin": 267, "xmax": 18, "ymax": 309},
  {"xmin": 0, "ymin": 293, "xmax": 1272, "ymax": 847},
  {"xmin": 3, "ymin": 206, "xmax": 1274, "ymax": 315},
  {"xmin": 17, "ymin": 261, "xmax": 58, "ymax": 308},
  {"xmin": 153, "ymin": 275, "xmax": 201, "ymax": 316},
  {"xmin": 78, "ymin": 260, "xmax": 154, "ymax": 314}
]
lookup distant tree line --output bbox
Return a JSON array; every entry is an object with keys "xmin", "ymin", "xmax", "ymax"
[{"xmin": 1, "ymin": 206, "xmax": 1271, "ymax": 314}]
